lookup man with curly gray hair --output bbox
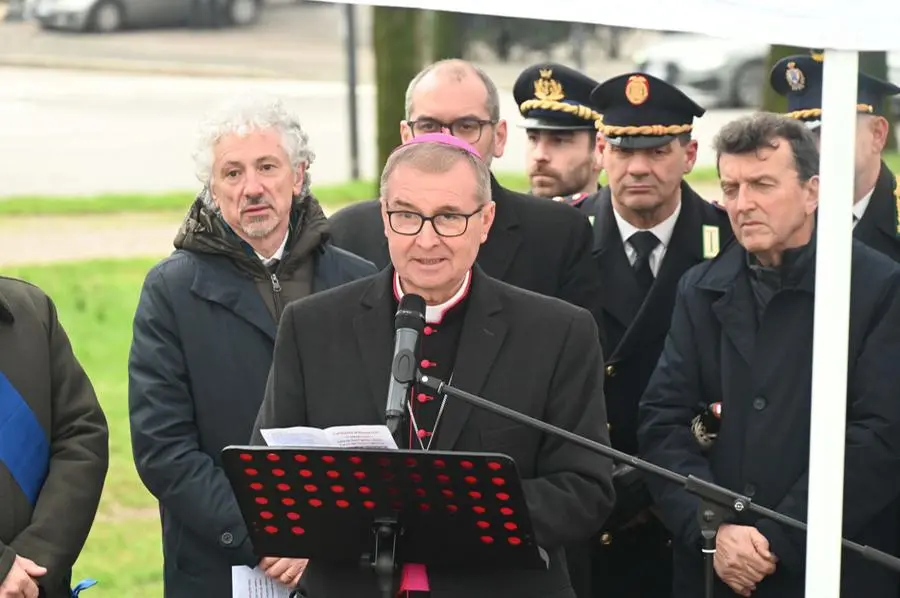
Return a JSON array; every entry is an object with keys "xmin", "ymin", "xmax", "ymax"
[{"xmin": 128, "ymin": 95, "xmax": 376, "ymax": 598}]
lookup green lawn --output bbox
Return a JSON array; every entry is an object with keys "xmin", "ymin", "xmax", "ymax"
[
  {"xmin": 0, "ymin": 165, "xmax": 729, "ymax": 217},
  {"xmin": 4, "ymin": 151, "xmax": 899, "ymax": 217},
  {"xmin": 4, "ymin": 259, "xmax": 165, "ymax": 597}
]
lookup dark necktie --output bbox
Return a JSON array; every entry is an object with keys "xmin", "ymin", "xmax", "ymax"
[{"xmin": 629, "ymin": 231, "xmax": 660, "ymax": 297}]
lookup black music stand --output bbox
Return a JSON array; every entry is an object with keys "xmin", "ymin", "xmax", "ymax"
[{"xmin": 222, "ymin": 446, "xmax": 549, "ymax": 597}]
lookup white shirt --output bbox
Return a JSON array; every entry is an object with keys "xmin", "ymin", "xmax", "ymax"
[
  {"xmin": 852, "ymin": 187, "xmax": 874, "ymax": 227},
  {"xmin": 612, "ymin": 200, "xmax": 682, "ymax": 277},
  {"xmin": 254, "ymin": 229, "xmax": 290, "ymax": 267}
]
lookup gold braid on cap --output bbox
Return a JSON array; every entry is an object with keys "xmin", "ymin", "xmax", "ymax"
[
  {"xmin": 597, "ymin": 121, "xmax": 693, "ymax": 136},
  {"xmin": 785, "ymin": 104, "xmax": 874, "ymax": 120},
  {"xmin": 519, "ymin": 99, "xmax": 603, "ymax": 124}
]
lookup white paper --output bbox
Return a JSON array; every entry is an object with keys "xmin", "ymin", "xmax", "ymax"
[
  {"xmin": 260, "ymin": 424, "xmax": 398, "ymax": 450},
  {"xmin": 231, "ymin": 566, "xmax": 293, "ymax": 598},
  {"xmin": 325, "ymin": 424, "xmax": 399, "ymax": 449},
  {"xmin": 260, "ymin": 426, "xmax": 331, "ymax": 448}
]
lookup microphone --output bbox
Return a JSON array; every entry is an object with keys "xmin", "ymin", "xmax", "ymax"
[{"xmin": 385, "ymin": 294, "xmax": 426, "ymax": 435}]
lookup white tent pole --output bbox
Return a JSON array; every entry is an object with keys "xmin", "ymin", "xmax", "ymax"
[{"xmin": 804, "ymin": 48, "xmax": 858, "ymax": 597}]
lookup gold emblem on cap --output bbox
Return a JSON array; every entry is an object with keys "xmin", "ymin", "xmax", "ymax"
[
  {"xmin": 533, "ymin": 68, "xmax": 565, "ymax": 102},
  {"xmin": 785, "ymin": 61, "xmax": 806, "ymax": 92},
  {"xmin": 624, "ymin": 75, "xmax": 650, "ymax": 106}
]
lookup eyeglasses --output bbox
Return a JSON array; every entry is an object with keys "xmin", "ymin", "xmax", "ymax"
[
  {"xmin": 408, "ymin": 118, "xmax": 497, "ymax": 144},
  {"xmin": 386, "ymin": 207, "xmax": 485, "ymax": 237}
]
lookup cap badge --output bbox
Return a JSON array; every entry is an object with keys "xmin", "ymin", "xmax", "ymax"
[
  {"xmin": 785, "ymin": 61, "xmax": 806, "ymax": 92},
  {"xmin": 533, "ymin": 68, "xmax": 565, "ymax": 102},
  {"xmin": 624, "ymin": 75, "xmax": 650, "ymax": 106}
]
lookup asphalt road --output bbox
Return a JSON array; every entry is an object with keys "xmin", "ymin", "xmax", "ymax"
[
  {"xmin": 0, "ymin": 4, "xmax": 753, "ymax": 197},
  {"xmin": 1, "ymin": 65, "xmax": 751, "ymax": 198}
]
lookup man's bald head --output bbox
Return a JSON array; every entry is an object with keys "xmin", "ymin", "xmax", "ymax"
[{"xmin": 404, "ymin": 59, "xmax": 501, "ymax": 122}]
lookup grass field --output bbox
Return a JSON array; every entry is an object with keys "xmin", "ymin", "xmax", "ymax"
[
  {"xmin": 0, "ymin": 164, "xmax": 730, "ymax": 216},
  {"xmin": 5, "ymin": 259, "xmax": 165, "ymax": 597},
  {"xmin": 4, "ymin": 151, "xmax": 900, "ymax": 216}
]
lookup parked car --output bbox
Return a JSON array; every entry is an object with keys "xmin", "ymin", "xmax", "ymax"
[
  {"xmin": 632, "ymin": 33, "xmax": 900, "ymax": 112},
  {"xmin": 31, "ymin": 0, "xmax": 262, "ymax": 32}
]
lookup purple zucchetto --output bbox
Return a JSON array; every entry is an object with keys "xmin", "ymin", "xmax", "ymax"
[{"xmin": 392, "ymin": 132, "xmax": 483, "ymax": 160}]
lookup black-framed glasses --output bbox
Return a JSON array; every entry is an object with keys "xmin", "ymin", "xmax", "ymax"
[
  {"xmin": 408, "ymin": 118, "xmax": 497, "ymax": 144},
  {"xmin": 386, "ymin": 207, "xmax": 485, "ymax": 237}
]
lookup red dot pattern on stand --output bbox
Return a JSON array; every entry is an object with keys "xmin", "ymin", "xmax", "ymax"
[{"xmin": 232, "ymin": 452, "xmax": 531, "ymax": 550}]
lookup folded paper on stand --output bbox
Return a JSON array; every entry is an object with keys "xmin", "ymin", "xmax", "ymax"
[
  {"xmin": 231, "ymin": 566, "xmax": 292, "ymax": 598},
  {"xmin": 260, "ymin": 424, "xmax": 398, "ymax": 450}
]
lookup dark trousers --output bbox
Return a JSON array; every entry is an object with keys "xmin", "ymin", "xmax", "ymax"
[{"xmin": 590, "ymin": 518, "xmax": 673, "ymax": 598}]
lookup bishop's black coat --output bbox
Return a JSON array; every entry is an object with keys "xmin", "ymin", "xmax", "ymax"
[
  {"xmin": 250, "ymin": 266, "xmax": 616, "ymax": 598},
  {"xmin": 638, "ymin": 236, "xmax": 900, "ymax": 598},
  {"xmin": 571, "ymin": 182, "xmax": 733, "ymax": 598},
  {"xmin": 854, "ymin": 162, "xmax": 900, "ymax": 264},
  {"xmin": 326, "ymin": 175, "xmax": 605, "ymax": 342}
]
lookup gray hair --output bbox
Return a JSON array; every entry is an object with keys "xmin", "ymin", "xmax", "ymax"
[
  {"xmin": 379, "ymin": 142, "xmax": 492, "ymax": 205},
  {"xmin": 713, "ymin": 112, "xmax": 819, "ymax": 182},
  {"xmin": 404, "ymin": 59, "xmax": 501, "ymax": 122},
  {"xmin": 192, "ymin": 96, "xmax": 316, "ymax": 209}
]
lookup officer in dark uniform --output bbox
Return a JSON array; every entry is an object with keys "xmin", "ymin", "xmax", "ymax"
[
  {"xmin": 512, "ymin": 63, "xmax": 603, "ymax": 202},
  {"xmin": 570, "ymin": 72, "xmax": 734, "ymax": 598},
  {"xmin": 770, "ymin": 51, "xmax": 900, "ymax": 262}
]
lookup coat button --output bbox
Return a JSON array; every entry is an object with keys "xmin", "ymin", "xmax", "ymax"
[
  {"xmin": 752, "ymin": 396, "xmax": 767, "ymax": 411},
  {"xmin": 220, "ymin": 532, "xmax": 234, "ymax": 545},
  {"xmin": 744, "ymin": 483, "xmax": 756, "ymax": 497},
  {"xmin": 599, "ymin": 532, "xmax": 613, "ymax": 545},
  {"xmin": 605, "ymin": 365, "xmax": 616, "ymax": 377}
]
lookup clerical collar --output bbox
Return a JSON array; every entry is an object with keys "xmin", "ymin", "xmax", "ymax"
[
  {"xmin": 255, "ymin": 229, "xmax": 290, "ymax": 267},
  {"xmin": 393, "ymin": 270, "xmax": 472, "ymax": 324}
]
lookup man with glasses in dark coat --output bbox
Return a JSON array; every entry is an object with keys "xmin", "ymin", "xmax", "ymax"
[{"xmin": 327, "ymin": 59, "xmax": 604, "ymax": 335}]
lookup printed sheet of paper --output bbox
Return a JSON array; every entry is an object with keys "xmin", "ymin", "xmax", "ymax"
[
  {"xmin": 260, "ymin": 426, "xmax": 331, "ymax": 448},
  {"xmin": 231, "ymin": 566, "xmax": 292, "ymax": 598},
  {"xmin": 260, "ymin": 425, "xmax": 398, "ymax": 450},
  {"xmin": 326, "ymin": 424, "xmax": 399, "ymax": 449}
]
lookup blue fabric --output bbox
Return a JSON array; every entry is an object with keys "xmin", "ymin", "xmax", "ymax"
[
  {"xmin": 71, "ymin": 578, "xmax": 97, "ymax": 597},
  {"xmin": 0, "ymin": 372, "xmax": 50, "ymax": 506}
]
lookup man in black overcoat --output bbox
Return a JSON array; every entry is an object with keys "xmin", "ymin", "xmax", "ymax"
[
  {"xmin": 252, "ymin": 133, "xmax": 616, "ymax": 598},
  {"xmin": 639, "ymin": 112, "xmax": 900, "ymax": 598},
  {"xmin": 560, "ymin": 71, "xmax": 733, "ymax": 598}
]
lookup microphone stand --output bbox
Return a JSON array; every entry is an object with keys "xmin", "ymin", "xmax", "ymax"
[{"xmin": 418, "ymin": 373, "xmax": 900, "ymax": 598}]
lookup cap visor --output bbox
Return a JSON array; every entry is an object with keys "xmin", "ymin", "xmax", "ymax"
[
  {"xmin": 518, "ymin": 117, "xmax": 595, "ymax": 131},
  {"xmin": 605, "ymin": 134, "xmax": 676, "ymax": 150}
]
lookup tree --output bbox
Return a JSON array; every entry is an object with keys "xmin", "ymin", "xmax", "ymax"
[
  {"xmin": 430, "ymin": 11, "xmax": 463, "ymax": 61},
  {"xmin": 858, "ymin": 52, "xmax": 897, "ymax": 151},
  {"xmin": 373, "ymin": 7, "xmax": 423, "ymax": 179},
  {"xmin": 761, "ymin": 45, "xmax": 807, "ymax": 112}
]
